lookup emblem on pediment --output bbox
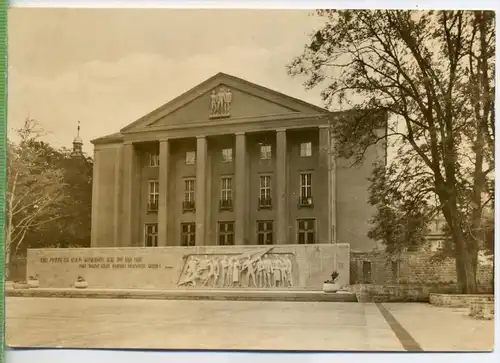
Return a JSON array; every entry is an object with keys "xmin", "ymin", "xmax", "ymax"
[{"xmin": 210, "ymin": 87, "xmax": 232, "ymax": 118}]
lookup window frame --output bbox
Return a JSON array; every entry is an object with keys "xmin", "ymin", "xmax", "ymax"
[
  {"xmin": 259, "ymin": 175, "xmax": 272, "ymax": 208},
  {"xmin": 259, "ymin": 144, "xmax": 272, "ymax": 160},
  {"xmin": 218, "ymin": 221, "xmax": 235, "ymax": 245},
  {"xmin": 297, "ymin": 219, "xmax": 316, "ymax": 244},
  {"xmin": 257, "ymin": 220, "xmax": 274, "ymax": 245},
  {"xmin": 148, "ymin": 180, "xmax": 159, "ymax": 211},
  {"xmin": 299, "ymin": 141, "xmax": 312, "ymax": 157},
  {"xmin": 145, "ymin": 223, "xmax": 158, "ymax": 247},
  {"xmin": 148, "ymin": 152, "xmax": 160, "ymax": 167},
  {"xmin": 220, "ymin": 176, "xmax": 233, "ymax": 210},
  {"xmin": 183, "ymin": 178, "xmax": 196, "ymax": 211},
  {"xmin": 185, "ymin": 150, "xmax": 196, "ymax": 165},
  {"xmin": 222, "ymin": 148, "xmax": 233, "ymax": 163},
  {"xmin": 181, "ymin": 222, "xmax": 196, "ymax": 246}
]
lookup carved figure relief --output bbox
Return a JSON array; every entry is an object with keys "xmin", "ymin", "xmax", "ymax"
[
  {"xmin": 177, "ymin": 247, "xmax": 295, "ymax": 289},
  {"xmin": 210, "ymin": 87, "xmax": 233, "ymax": 118}
]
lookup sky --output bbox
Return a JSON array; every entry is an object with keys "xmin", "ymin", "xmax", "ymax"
[{"xmin": 7, "ymin": 8, "xmax": 326, "ymax": 153}]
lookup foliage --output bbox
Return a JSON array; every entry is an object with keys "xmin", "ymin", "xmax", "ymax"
[
  {"xmin": 23, "ymin": 144, "xmax": 93, "ymax": 250},
  {"xmin": 6, "ymin": 119, "xmax": 68, "ymax": 274},
  {"xmin": 288, "ymin": 10, "xmax": 495, "ymax": 293},
  {"xmin": 6, "ymin": 118, "xmax": 93, "ymax": 277},
  {"xmin": 325, "ymin": 270, "xmax": 339, "ymax": 283}
]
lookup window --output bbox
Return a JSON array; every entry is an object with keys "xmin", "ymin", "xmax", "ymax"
[
  {"xmin": 181, "ymin": 223, "xmax": 196, "ymax": 246},
  {"xmin": 222, "ymin": 148, "xmax": 233, "ymax": 162},
  {"xmin": 185, "ymin": 151, "xmax": 196, "ymax": 165},
  {"xmin": 299, "ymin": 173, "xmax": 313, "ymax": 207},
  {"xmin": 260, "ymin": 144, "xmax": 272, "ymax": 160},
  {"xmin": 259, "ymin": 175, "xmax": 272, "ymax": 208},
  {"xmin": 297, "ymin": 219, "xmax": 315, "ymax": 244},
  {"xmin": 220, "ymin": 177, "xmax": 233, "ymax": 210},
  {"xmin": 183, "ymin": 179, "xmax": 195, "ymax": 211},
  {"xmin": 148, "ymin": 180, "xmax": 159, "ymax": 211},
  {"xmin": 149, "ymin": 152, "xmax": 160, "ymax": 167},
  {"xmin": 145, "ymin": 224, "xmax": 158, "ymax": 247},
  {"xmin": 219, "ymin": 222, "xmax": 235, "ymax": 245},
  {"xmin": 300, "ymin": 142, "xmax": 312, "ymax": 157},
  {"xmin": 257, "ymin": 221, "xmax": 274, "ymax": 245}
]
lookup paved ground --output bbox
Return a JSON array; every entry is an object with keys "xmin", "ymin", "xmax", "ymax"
[{"xmin": 5, "ymin": 297, "xmax": 494, "ymax": 351}]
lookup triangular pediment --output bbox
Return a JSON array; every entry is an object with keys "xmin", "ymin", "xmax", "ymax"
[{"xmin": 121, "ymin": 73, "xmax": 327, "ymax": 133}]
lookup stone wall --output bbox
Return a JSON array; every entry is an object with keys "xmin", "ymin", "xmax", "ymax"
[
  {"xmin": 350, "ymin": 250, "xmax": 494, "ymax": 289},
  {"xmin": 430, "ymin": 293, "xmax": 495, "ymax": 308},
  {"xmin": 26, "ymin": 243, "xmax": 349, "ymax": 289}
]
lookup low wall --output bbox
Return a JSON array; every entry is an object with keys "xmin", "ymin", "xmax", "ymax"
[
  {"xmin": 350, "ymin": 251, "xmax": 494, "ymax": 290},
  {"xmin": 430, "ymin": 293, "xmax": 495, "ymax": 308},
  {"xmin": 349, "ymin": 284, "xmax": 432, "ymax": 302},
  {"xmin": 27, "ymin": 243, "xmax": 349, "ymax": 289}
]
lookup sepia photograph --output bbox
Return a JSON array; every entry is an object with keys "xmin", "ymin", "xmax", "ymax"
[{"xmin": 4, "ymin": 7, "xmax": 495, "ymax": 352}]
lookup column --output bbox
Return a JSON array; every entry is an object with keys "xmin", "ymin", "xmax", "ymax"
[
  {"xmin": 158, "ymin": 139, "xmax": 170, "ymax": 246},
  {"xmin": 195, "ymin": 136, "xmax": 207, "ymax": 246},
  {"xmin": 121, "ymin": 143, "xmax": 138, "ymax": 247},
  {"xmin": 113, "ymin": 146, "xmax": 123, "ymax": 247},
  {"xmin": 318, "ymin": 126, "xmax": 331, "ymax": 243},
  {"xmin": 276, "ymin": 128, "xmax": 287, "ymax": 245},
  {"xmin": 235, "ymin": 132, "xmax": 247, "ymax": 245}
]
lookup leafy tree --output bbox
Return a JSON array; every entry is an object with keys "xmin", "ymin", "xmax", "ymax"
[
  {"xmin": 288, "ymin": 10, "xmax": 495, "ymax": 293},
  {"xmin": 22, "ymin": 145, "xmax": 93, "ymax": 250},
  {"xmin": 5, "ymin": 119, "xmax": 68, "ymax": 277}
]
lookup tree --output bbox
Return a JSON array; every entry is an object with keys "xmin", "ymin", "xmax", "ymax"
[
  {"xmin": 288, "ymin": 10, "xmax": 495, "ymax": 293},
  {"xmin": 5, "ymin": 119, "xmax": 68, "ymax": 277},
  {"xmin": 27, "ymin": 146, "xmax": 93, "ymax": 249}
]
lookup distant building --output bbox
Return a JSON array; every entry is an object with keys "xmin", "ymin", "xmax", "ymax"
[{"xmin": 90, "ymin": 73, "xmax": 386, "ymax": 250}]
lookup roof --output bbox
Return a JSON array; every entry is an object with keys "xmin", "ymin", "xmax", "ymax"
[{"xmin": 91, "ymin": 132, "xmax": 124, "ymax": 145}]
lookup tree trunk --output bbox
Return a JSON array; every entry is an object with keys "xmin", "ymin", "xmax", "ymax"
[{"xmin": 452, "ymin": 225, "xmax": 478, "ymax": 294}]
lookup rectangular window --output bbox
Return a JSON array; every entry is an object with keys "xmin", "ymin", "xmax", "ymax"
[
  {"xmin": 222, "ymin": 148, "xmax": 233, "ymax": 162},
  {"xmin": 300, "ymin": 142, "xmax": 312, "ymax": 157},
  {"xmin": 181, "ymin": 223, "xmax": 196, "ymax": 246},
  {"xmin": 299, "ymin": 173, "xmax": 313, "ymax": 206},
  {"xmin": 257, "ymin": 221, "xmax": 274, "ymax": 245},
  {"xmin": 145, "ymin": 224, "xmax": 158, "ymax": 247},
  {"xmin": 185, "ymin": 151, "xmax": 196, "ymax": 165},
  {"xmin": 149, "ymin": 152, "xmax": 160, "ymax": 167},
  {"xmin": 297, "ymin": 219, "xmax": 315, "ymax": 244},
  {"xmin": 148, "ymin": 180, "xmax": 159, "ymax": 211},
  {"xmin": 259, "ymin": 175, "xmax": 272, "ymax": 208},
  {"xmin": 183, "ymin": 179, "xmax": 195, "ymax": 211},
  {"xmin": 220, "ymin": 177, "xmax": 233, "ymax": 209},
  {"xmin": 260, "ymin": 144, "xmax": 272, "ymax": 160},
  {"xmin": 218, "ymin": 222, "xmax": 235, "ymax": 245}
]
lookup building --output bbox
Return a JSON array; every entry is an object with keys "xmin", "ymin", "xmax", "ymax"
[{"xmin": 90, "ymin": 73, "xmax": 386, "ymax": 251}]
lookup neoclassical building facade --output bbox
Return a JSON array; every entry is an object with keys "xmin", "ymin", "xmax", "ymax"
[{"xmin": 90, "ymin": 73, "xmax": 385, "ymax": 251}]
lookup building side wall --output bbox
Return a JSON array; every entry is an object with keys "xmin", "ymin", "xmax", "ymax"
[
  {"xmin": 91, "ymin": 145, "xmax": 123, "ymax": 247},
  {"xmin": 336, "ymin": 141, "xmax": 384, "ymax": 251}
]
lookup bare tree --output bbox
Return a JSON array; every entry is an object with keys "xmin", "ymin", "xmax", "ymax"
[{"xmin": 5, "ymin": 118, "xmax": 67, "ymax": 278}]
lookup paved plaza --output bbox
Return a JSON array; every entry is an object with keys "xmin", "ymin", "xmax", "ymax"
[{"xmin": 6, "ymin": 297, "xmax": 494, "ymax": 351}]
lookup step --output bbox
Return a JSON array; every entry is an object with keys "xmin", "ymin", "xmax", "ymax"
[{"xmin": 6, "ymin": 287, "xmax": 358, "ymax": 302}]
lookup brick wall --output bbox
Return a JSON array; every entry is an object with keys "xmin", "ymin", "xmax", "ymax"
[{"xmin": 350, "ymin": 250, "xmax": 494, "ymax": 287}]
